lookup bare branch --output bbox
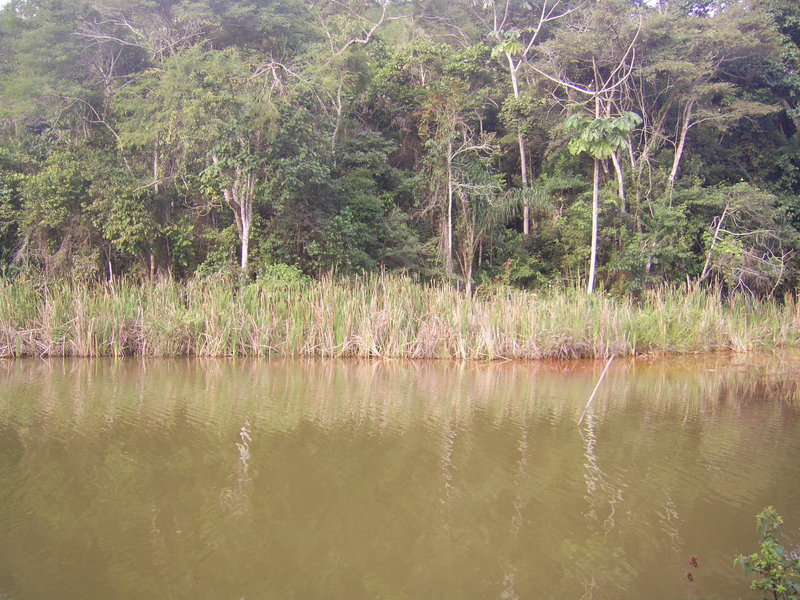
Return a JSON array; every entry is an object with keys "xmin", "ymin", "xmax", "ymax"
[{"xmin": 329, "ymin": 2, "xmax": 403, "ymax": 59}]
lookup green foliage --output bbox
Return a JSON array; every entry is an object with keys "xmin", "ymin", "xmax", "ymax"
[
  {"xmin": 736, "ymin": 507, "xmax": 800, "ymax": 600},
  {"xmin": 256, "ymin": 262, "xmax": 310, "ymax": 288},
  {"xmin": 20, "ymin": 152, "xmax": 90, "ymax": 234},
  {"xmin": 163, "ymin": 218, "xmax": 199, "ymax": 274},
  {"xmin": 565, "ymin": 112, "xmax": 643, "ymax": 160},
  {"xmin": 116, "ymin": 45, "xmax": 272, "ymax": 163},
  {"xmin": 16, "ymin": 151, "xmax": 102, "ymax": 278},
  {"xmin": 689, "ymin": 182, "xmax": 798, "ymax": 294},
  {"xmin": 498, "ymin": 92, "xmax": 544, "ymax": 138},
  {"xmin": 87, "ymin": 175, "xmax": 158, "ymax": 260},
  {"xmin": 195, "ymin": 225, "xmax": 239, "ymax": 278},
  {"xmin": 0, "ymin": 165, "xmax": 22, "ymax": 268},
  {"xmin": 0, "ymin": 0, "xmax": 797, "ymax": 290},
  {"xmin": 557, "ymin": 194, "xmax": 593, "ymax": 275},
  {"xmin": 491, "ymin": 30, "xmax": 524, "ymax": 59}
]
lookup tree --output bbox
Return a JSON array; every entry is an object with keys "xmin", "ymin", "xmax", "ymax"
[
  {"xmin": 565, "ymin": 111, "xmax": 642, "ymax": 292},
  {"xmin": 0, "ymin": 0, "xmax": 798, "ymax": 289},
  {"xmin": 533, "ymin": 0, "xmax": 641, "ymax": 292},
  {"xmin": 453, "ymin": 158, "xmax": 511, "ymax": 295},
  {"xmin": 18, "ymin": 151, "xmax": 99, "ymax": 278},
  {"xmin": 625, "ymin": 2, "xmax": 781, "ymax": 200},
  {"xmin": 483, "ymin": 0, "xmax": 579, "ymax": 235},
  {"xmin": 116, "ymin": 45, "xmax": 287, "ymax": 272},
  {"xmin": 696, "ymin": 183, "xmax": 797, "ymax": 294},
  {"xmin": 416, "ymin": 46, "xmax": 498, "ymax": 277},
  {"xmin": 0, "ymin": 148, "xmax": 24, "ymax": 270},
  {"xmin": 86, "ymin": 165, "xmax": 159, "ymax": 279}
]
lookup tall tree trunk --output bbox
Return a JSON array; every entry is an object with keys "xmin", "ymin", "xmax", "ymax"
[
  {"xmin": 610, "ymin": 151, "xmax": 626, "ymax": 212},
  {"xmin": 211, "ymin": 156, "xmax": 255, "ymax": 273},
  {"xmin": 153, "ymin": 148, "xmax": 159, "ymax": 193},
  {"xmin": 507, "ymin": 54, "xmax": 530, "ymax": 235},
  {"xmin": 241, "ymin": 220, "xmax": 250, "ymax": 271},
  {"xmin": 331, "ymin": 82, "xmax": 344, "ymax": 165},
  {"xmin": 445, "ymin": 141, "xmax": 454, "ymax": 274},
  {"xmin": 239, "ymin": 171, "xmax": 254, "ymax": 272},
  {"xmin": 699, "ymin": 204, "xmax": 729, "ymax": 282},
  {"xmin": 152, "ymin": 147, "xmax": 158, "ymax": 281},
  {"xmin": 667, "ymin": 100, "xmax": 694, "ymax": 200},
  {"xmin": 588, "ymin": 94, "xmax": 603, "ymax": 294},
  {"xmin": 588, "ymin": 158, "xmax": 600, "ymax": 294},
  {"xmin": 519, "ymin": 132, "xmax": 530, "ymax": 234},
  {"xmin": 456, "ymin": 188, "xmax": 475, "ymax": 297}
]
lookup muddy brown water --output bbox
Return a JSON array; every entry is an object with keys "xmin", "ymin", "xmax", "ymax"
[{"xmin": 1, "ymin": 354, "xmax": 799, "ymax": 600}]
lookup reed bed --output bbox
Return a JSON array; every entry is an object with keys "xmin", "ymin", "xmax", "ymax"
[{"xmin": 0, "ymin": 275, "xmax": 798, "ymax": 359}]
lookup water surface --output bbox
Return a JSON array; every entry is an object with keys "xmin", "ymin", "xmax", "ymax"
[{"xmin": 1, "ymin": 355, "xmax": 799, "ymax": 599}]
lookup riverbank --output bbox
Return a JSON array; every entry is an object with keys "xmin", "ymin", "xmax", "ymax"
[{"xmin": 0, "ymin": 275, "xmax": 798, "ymax": 358}]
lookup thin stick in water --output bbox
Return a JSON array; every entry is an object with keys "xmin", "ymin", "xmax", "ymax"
[{"xmin": 577, "ymin": 355, "xmax": 615, "ymax": 427}]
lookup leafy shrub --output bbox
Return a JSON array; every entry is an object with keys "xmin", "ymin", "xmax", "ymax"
[
  {"xmin": 257, "ymin": 263, "xmax": 310, "ymax": 288},
  {"xmin": 736, "ymin": 507, "xmax": 800, "ymax": 600}
]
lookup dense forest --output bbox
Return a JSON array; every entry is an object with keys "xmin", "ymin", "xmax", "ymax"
[{"xmin": 0, "ymin": 0, "xmax": 798, "ymax": 295}]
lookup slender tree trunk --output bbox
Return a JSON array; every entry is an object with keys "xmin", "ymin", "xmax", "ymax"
[
  {"xmin": 519, "ymin": 132, "xmax": 530, "ymax": 234},
  {"xmin": 239, "ymin": 172, "xmax": 254, "ymax": 272},
  {"xmin": 507, "ymin": 54, "xmax": 530, "ymax": 235},
  {"xmin": 211, "ymin": 156, "xmax": 255, "ymax": 273},
  {"xmin": 331, "ymin": 82, "xmax": 343, "ymax": 165},
  {"xmin": 587, "ymin": 94, "xmax": 603, "ymax": 294},
  {"xmin": 610, "ymin": 151, "xmax": 626, "ymax": 212},
  {"xmin": 588, "ymin": 158, "xmax": 600, "ymax": 294},
  {"xmin": 241, "ymin": 221, "xmax": 250, "ymax": 271},
  {"xmin": 445, "ymin": 141, "xmax": 454, "ymax": 274},
  {"xmin": 700, "ymin": 204, "xmax": 729, "ymax": 282},
  {"xmin": 152, "ymin": 147, "xmax": 158, "ymax": 281},
  {"xmin": 456, "ymin": 188, "xmax": 475, "ymax": 297},
  {"xmin": 667, "ymin": 100, "xmax": 694, "ymax": 200}
]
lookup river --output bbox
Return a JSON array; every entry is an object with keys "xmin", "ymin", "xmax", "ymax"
[{"xmin": 1, "ymin": 354, "xmax": 798, "ymax": 599}]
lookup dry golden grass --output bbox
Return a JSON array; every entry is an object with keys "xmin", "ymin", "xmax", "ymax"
[{"xmin": 0, "ymin": 275, "xmax": 797, "ymax": 358}]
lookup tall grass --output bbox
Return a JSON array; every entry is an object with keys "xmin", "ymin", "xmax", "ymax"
[{"xmin": 0, "ymin": 275, "xmax": 797, "ymax": 358}]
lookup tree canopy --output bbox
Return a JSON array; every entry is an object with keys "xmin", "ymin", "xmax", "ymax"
[{"xmin": 0, "ymin": 0, "xmax": 798, "ymax": 295}]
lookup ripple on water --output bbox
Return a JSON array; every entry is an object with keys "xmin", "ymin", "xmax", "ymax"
[{"xmin": 0, "ymin": 355, "xmax": 799, "ymax": 600}]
